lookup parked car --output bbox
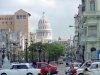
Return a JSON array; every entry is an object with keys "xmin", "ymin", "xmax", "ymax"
[
  {"xmin": 36, "ymin": 62, "xmax": 58, "ymax": 75},
  {"xmin": 0, "ymin": 63, "xmax": 41, "ymax": 75}
]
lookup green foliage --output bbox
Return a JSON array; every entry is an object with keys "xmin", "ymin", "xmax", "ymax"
[{"xmin": 28, "ymin": 42, "xmax": 66, "ymax": 61}]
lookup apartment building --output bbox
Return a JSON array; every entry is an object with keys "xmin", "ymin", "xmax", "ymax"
[{"xmin": 0, "ymin": 9, "xmax": 31, "ymax": 45}]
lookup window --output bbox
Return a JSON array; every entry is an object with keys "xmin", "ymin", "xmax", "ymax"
[
  {"xmin": 90, "ymin": 64, "xmax": 98, "ymax": 69},
  {"xmin": 40, "ymin": 63, "xmax": 47, "ymax": 67},
  {"xmin": 23, "ymin": 15, "xmax": 26, "ymax": 19},
  {"xmin": 90, "ymin": 0, "xmax": 96, "ymax": 11},
  {"xmin": 11, "ymin": 22, "xmax": 12, "ymax": 24},
  {"xmin": 16, "ymin": 15, "xmax": 26, "ymax": 19},
  {"xmin": 2, "ymin": 22, "xmax": 4, "ymax": 24},
  {"xmin": 16, "ymin": 15, "xmax": 19, "ymax": 19},
  {"xmin": 6, "ymin": 22, "xmax": 7, "ymax": 24},
  {"xmin": 20, "ymin": 15, "xmax": 22, "ymax": 19},
  {"xmin": 88, "ymin": 26, "xmax": 97, "ymax": 37}
]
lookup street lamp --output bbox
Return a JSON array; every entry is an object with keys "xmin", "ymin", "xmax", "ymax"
[
  {"xmin": 82, "ymin": 46, "xmax": 85, "ymax": 63},
  {"xmin": 25, "ymin": 39, "xmax": 28, "ymax": 62},
  {"xmin": 36, "ymin": 42, "xmax": 45, "ymax": 62},
  {"xmin": 37, "ymin": 45, "xmax": 42, "ymax": 62},
  {"xmin": 30, "ymin": 38, "xmax": 33, "ymax": 62},
  {"xmin": 1, "ymin": 44, "xmax": 6, "ymax": 64}
]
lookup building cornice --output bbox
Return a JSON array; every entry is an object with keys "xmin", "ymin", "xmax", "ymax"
[{"xmin": 83, "ymin": 11, "xmax": 100, "ymax": 18}]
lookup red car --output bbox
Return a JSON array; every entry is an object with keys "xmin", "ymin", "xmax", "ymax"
[{"xmin": 36, "ymin": 62, "xmax": 58, "ymax": 75}]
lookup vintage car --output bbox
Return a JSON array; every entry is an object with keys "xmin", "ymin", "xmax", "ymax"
[
  {"xmin": 76, "ymin": 62, "xmax": 100, "ymax": 75},
  {"xmin": 0, "ymin": 63, "xmax": 41, "ymax": 75},
  {"xmin": 65, "ymin": 62, "xmax": 81, "ymax": 75},
  {"xmin": 36, "ymin": 62, "xmax": 58, "ymax": 75},
  {"xmin": 69, "ymin": 62, "xmax": 81, "ymax": 75},
  {"xmin": 75, "ymin": 61, "xmax": 92, "ymax": 75}
]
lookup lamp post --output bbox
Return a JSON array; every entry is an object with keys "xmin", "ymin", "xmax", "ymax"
[
  {"xmin": 37, "ymin": 45, "xmax": 42, "ymax": 62},
  {"xmin": 2, "ymin": 44, "xmax": 5, "ymax": 64},
  {"xmin": 30, "ymin": 38, "xmax": 33, "ymax": 62},
  {"xmin": 82, "ymin": 46, "xmax": 85, "ymax": 63},
  {"xmin": 25, "ymin": 39, "xmax": 28, "ymax": 62},
  {"xmin": 36, "ymin": 42, "xmax": 44, "ymax": 62}
]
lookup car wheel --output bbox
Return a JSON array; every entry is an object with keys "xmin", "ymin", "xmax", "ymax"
[
  {"xmin": 1, "ymin": 73, "xmax": 7, "ymax": 75},
  {"xmin": 78, "ymin": 73, "xmax": 84, "ymax": 75},
  {"xmin": 26, "ymin": 73, "xmax": 33, "ymax": 75}
]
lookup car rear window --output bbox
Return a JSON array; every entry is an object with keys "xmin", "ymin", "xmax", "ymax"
[
  {"xmin": 40, "ymin": 63, "xmax": 47, "ymax": 67},
  {"xmin": 11, "ymin": 65, "xmax": 28, "ymax": 69}
]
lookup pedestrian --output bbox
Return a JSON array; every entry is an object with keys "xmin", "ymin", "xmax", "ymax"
[{"xmin": 32, "ymin": 61, "xmax": 37, "ymax": 68}]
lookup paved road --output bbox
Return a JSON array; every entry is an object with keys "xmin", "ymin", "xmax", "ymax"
[{"xmin": 50, "ymin": 61, "xmax": 66, "ymax": 75}]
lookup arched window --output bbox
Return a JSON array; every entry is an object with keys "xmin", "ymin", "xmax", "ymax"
[{"xmin": 90, "ymin": 0, "xmax": 96, "ymax": 11}]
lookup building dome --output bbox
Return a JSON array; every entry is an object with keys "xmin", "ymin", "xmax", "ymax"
[
  {"xmin": 36, "ymin": 12, "xmax": 52, "ymax": 43},
  {"xmin": 39, "ymin": 16, "xmax": 49, "ymax": 24}
]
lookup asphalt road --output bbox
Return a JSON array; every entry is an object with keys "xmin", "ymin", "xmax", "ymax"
[{"xmin": 50, "ymin": 61, "xmax": 66, "ymax": 75}]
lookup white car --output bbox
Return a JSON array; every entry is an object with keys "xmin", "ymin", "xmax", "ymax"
[
  {"xmin": 65, "ymin": 62, "xmax": 81, "ymax": 75},
  {"xmin": 75, "ymin": 61, "xmax": 99, "ymax": 75},
  {"xmin": 0, "ymin": 63, "xmax": 41, "ymax": 75},
  {"xmin": 65, "ymin": 64, "xmax": 70, "ymax": 74},
  {"xmin": 58, "ymin": 58, "xmax": 63, "ymax": 64}
]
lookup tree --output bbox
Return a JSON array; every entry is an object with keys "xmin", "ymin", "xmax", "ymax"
[{"xmin": 28, "ymin": 42, "xmax": 66, "ymax": 62}]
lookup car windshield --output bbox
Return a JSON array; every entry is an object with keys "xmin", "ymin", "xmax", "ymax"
[
  {"xmin": 81, "ymin": 63, "xmax": 91, "ymax": 68},
  {"xmin": 90, "ymin": 64, "xmax": 98, "ymax": 69},
  {"xmin": 74, "ymin": 64, "xmax": 80, "ymax": 67}
]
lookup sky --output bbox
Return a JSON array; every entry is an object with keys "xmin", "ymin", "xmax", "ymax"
[{"xmin": 0, "ymin": 0, "xmax": 81, "ymax": 39}]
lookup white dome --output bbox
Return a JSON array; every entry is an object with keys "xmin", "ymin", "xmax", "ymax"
[
  {"xmin": 36, "ymin": 14, "xmax": 52, "ymax": 43},
  {"xmin": 38, "ymin": 16, "xmax": 49, "ymax": 24}
]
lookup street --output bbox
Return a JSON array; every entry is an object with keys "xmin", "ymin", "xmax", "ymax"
[{"xmin": 51, "ymin": 61, "xmax": 66, "ymax": 75}]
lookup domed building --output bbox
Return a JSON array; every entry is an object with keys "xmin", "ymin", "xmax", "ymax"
[{"xmin": 36, "ymin": 13, "xmax": 52, "ymax": 43}]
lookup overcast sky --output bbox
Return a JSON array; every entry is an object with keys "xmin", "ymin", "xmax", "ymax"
[{"xmin": 0, "ymin": 0, "xmax": 81, "ymax": 39}]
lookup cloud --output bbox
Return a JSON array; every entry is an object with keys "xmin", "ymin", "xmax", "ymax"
[
  {"xmin": 36, "ymin": 0, "xmax": 56, "ymax": 9},
  {"xmin": 18, "ymin": 0, "xmax": 34, "ymax": 6},
  {"xmin": 0, "ymin": 0, "xmax": 81, "ymax": 39}
]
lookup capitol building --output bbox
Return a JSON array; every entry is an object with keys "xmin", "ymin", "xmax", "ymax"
[{"xmin": 36, "ymin": 13, "xmax": 52, "ymax": 43}]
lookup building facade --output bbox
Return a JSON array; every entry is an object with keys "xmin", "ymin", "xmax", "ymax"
[
  {"xmin": 74, "ymin": 4, "xmax": 85, "ymax": 62},
  {"xmin": 36, "ymin": 13, "xmax": 52, "ymax": 43},
  {"xmin": 0, "ymin": 9, "xmax": 31, "ymax": 46},
  {"xmin": 0, "ymin": 29, "xmax": 24, "ymax": 64},
  {"xmin": 81, "ymin": 0, "xmax": 100, "ymax": 60}
]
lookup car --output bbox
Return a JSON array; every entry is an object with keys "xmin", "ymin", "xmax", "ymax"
[
  {"xmin": 75, "ymin": 61, "xmax": 92, "ymax": 75},
  {"xmin": 58, "ymin": 58, "xmax": 63, "ymax": 64},
  {"xmin": 0, "ymin": 63, "xmax": 41, "ymax": 75},
  {"xmin": 76, "ymin": 62, "xmax": 100, "ymax": 75},
  {"xmin": 36, "ymin": 62, "xmax": 58, "ymax": 75},
  {"xmin": 65, "ymin": 62, "xmax": 81, "ymax": 75},
  {"xmin": 69, "ymin": 62, "xmax": 81, "ymax": 75},
  {"xmin": 65, "ymin": 63, "xmax": 70, "ymax": 74}
]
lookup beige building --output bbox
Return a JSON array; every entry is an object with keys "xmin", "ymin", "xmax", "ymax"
[{"xmin": 0, "ymin": 9, "xmax": 31, "ymax": 45}]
